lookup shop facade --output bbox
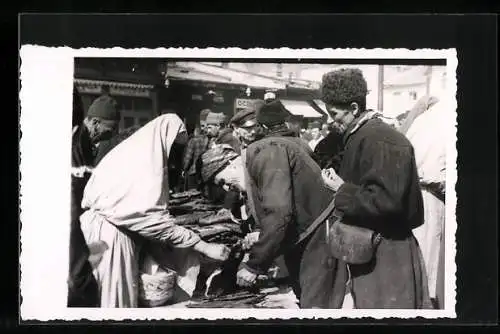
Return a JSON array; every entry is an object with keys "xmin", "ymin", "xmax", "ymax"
[
  {"xmin": 74, "ymin": 58, "xmax": 165, "ymax": 131},
  {"xmin": 162, "ymin": 78, "xmax": 326, "ymax": 134}
]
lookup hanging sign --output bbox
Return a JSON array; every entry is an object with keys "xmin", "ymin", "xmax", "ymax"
[{"xmin": 234, "ymin": 98, "xmax": 258, "ymax": 112}]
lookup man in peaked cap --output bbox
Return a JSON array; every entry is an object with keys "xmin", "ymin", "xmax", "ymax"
[
  {"xmin": 319, "ymin": 67, "xmax": 431, "ymax": 309},
  {"xmin": 230, "ymin": 100, "xmax": 266, "ymax": 149}
]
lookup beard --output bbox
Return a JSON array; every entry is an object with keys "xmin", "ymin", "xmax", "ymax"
[{"xmin": 90, "ymin": 129, "xmax": 113, "ymax": 143}]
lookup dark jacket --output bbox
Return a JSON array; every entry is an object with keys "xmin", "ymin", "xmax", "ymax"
[
  {"xmin": 242, "ymin": 129, "xmax": 346, "ymax": 308},
  {"xmin": 335, "ymin": 118, "xmax": 424, "ymax": 236},
  {"xmin": 334, "ymin": 117, "xmax": 431, "ymax": 309}
]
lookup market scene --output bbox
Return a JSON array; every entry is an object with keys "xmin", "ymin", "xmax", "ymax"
[{"xmin": 70, "ymin": 59, "xmax": 450, "ymax": 310}]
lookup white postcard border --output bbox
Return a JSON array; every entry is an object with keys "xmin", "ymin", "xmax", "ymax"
[{"xmin": 19, "ymin": 46, "xmax": 458, "ymax": 321}]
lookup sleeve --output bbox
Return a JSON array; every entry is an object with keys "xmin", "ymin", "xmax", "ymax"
[
  {"xmin": 182, "ymin": 138, "xmax": 195, "ymax": 172},
  {"xmin": 113, "ymin": 214, "xmax": 201, "ymax": 248},
  {"xmin": 243, "ymin": 146, "xmax": 294, "ymax": 274},
  {"xmin": 334, "ymin": 140, "xmax": 415, "ymax": 220}
]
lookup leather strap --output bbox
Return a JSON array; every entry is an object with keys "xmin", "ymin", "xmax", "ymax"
[{"xmin": 294, "ymin": 198, "xmax": 337, "ymax": 247}]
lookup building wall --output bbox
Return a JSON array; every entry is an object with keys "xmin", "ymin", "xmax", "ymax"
[{"xmin": 383, "ymin": 83, "xmax": 427, "ymax": 118}]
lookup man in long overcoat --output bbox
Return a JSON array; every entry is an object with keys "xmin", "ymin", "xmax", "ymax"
[{"xmin": 320, "ymin": 68, "xmax": 432, "ymax": 309}]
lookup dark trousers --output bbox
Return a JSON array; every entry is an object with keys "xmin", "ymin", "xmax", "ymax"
[{"xmin": 285, "ymin": 224, "xmax": 347, "ymax": 309}]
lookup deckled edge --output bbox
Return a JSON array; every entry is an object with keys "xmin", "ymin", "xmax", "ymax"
[{"xmin": 19, "ymin": 45, "xmax": 458, "ymax": 321}]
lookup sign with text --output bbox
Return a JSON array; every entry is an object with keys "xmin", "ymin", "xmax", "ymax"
[{"xmin": 234, "ymin": 98, "xmax": 258, "ymax": 112}]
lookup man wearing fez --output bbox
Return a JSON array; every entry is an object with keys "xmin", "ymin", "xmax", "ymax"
[
  {"xmin": 236, "ymin": 99, "xmax": 346, "ymax": 308},
  {"xmin": 205, "ymin": 111, "xmax": 227, "ymax": 144},
  {"xmin": 320, "ymin": 68, "xmax": 431, "ymax": 309},
  {"xmin": 69, "ymin": 90, "xmax": 120, "ymax": 307}
]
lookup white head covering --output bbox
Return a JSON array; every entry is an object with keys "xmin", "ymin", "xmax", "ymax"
[{"xmin": 82, "ymin": 114, "xmax": 186, "ymax": 225}]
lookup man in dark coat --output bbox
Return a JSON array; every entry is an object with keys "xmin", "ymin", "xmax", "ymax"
[
  {"xmin": 320, "ymin": 68, "xmax": 432, "ymax": 309},
  {"xmin": 235, "ymin": 100, "xmax": 347, "ymax": 308},
  {"xmin": 69, "ymin": 90, "xmax": 120, "ymax": 307}
]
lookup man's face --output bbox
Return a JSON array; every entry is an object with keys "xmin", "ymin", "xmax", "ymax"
[
  {"xmin": 213, "ymin": 157, "xmax": 246, "ymax": 192},
  {"xmin": 235, "ymin": 121, "xmax": 263, "ymax": 144},
  {"xmin": 88, "ymin": 118, "xmax": 118, "ymax": 143},
  {"xmin": 325, "ymin": 103, "xmax": 357, "ymax": 135},
  {"xmin": 205, "ymin": 124, "xmax": 220, "ymax": 138}
]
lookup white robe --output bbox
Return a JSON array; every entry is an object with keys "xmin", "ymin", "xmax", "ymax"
[
  {"xmin": 80, "ymin": 114, "xmax": 201, "ymax": 308},
  {"xmin": 406, "ymin": 104, "xmax": 448, "ymax": 299}
]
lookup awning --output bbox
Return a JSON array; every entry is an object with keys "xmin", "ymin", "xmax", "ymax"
[
  {"xmin": 172, "ymin": 62, "xmax": 287, "ymax": 90},
  {"xmin": 74, "ymin": 79, "xmax": 154, "ymax": 90},
  {"xmin": 312, "ymin": 99, "xmax": 327, "ymax": 113},
  {"xmin": 281, "ymin": 99, "xmax": 323, "ymax": 118},
  {"xmin": 74, "ymin": 79, "xmax": 154, "ymax": 97}
]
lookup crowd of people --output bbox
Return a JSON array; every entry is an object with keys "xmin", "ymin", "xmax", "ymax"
[{"xmin": 69, "ymin": 67, "xmax": 448, "ymax": 309}]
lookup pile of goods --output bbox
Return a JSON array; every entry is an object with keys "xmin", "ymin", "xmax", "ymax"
[
  {"xmin": 186, "ymin": 285, "xmax": 299, "ymax": 309},
  {"xmin": 168, "ymin": 190, "xmax": 245, "ymax": 246},
  {"xmin": 165, "ymin": 190, "xmax": 297, "ymax": 308}
]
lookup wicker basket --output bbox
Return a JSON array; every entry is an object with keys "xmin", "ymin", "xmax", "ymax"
[{"xmin": 138, "ymin": 268, "xmax": 177, "ymax": 307}]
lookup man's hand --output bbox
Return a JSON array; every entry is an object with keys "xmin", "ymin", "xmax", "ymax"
[
  {"xmin": 321, "ymin": 168, "xmax": 344, "ymax": 192},
  {"xmin": 71, "ymin": 166, "xmax": 93, "ymax": 178},
  {"xmin": 193, "ymin": 241, "xmax": 231, "ymax": 262},
  {"xmin": 241, "ymin": 232, "xmax": 260, "ymax": 251},
  {"xmin": 236, "ymin": 267, "xmax": 258, "ymax": 287}
]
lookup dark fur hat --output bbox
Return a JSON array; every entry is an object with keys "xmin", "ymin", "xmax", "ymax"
[{"xmin": 320, "ymin": 68, "xmax": 368, "ymax": 105}]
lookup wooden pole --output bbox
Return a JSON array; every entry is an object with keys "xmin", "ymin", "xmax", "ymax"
[
  {"xmin": 377, "ymin": 65, "xmax": 384, "ymax": 112},
  {"xmin": 426, "ymin": 66, "xmax": 432, "ymax": 96}
]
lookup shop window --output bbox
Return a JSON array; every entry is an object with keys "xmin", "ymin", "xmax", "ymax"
[
  {"xmin": 134, "ymin": 98, "xmax": 153, "ymax": 111},
  {"xmin": 139, "ymin": 118, "xmax": 150, "ymax": 126},
  {"xmin": 117, "ymin": 96, "xmax": 134, "ymax": 110},
  {"xmin": 123, "ymin": 117, "xmax": 135, "ymax": 129}
]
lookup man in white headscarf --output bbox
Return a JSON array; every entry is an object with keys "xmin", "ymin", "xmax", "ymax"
[{"xmin": 80, "ymin": 114, "xmax": 230, "ymax": 308}]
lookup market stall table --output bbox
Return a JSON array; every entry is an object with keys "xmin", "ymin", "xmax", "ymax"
[{"xmin": 141, "ymin": 190, "xmax": 297, "ymax": 309}]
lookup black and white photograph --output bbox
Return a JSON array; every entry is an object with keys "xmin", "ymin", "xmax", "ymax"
[{"xmin": 20, "ymin": 47, "xmax": 457, "ymax": 320}]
